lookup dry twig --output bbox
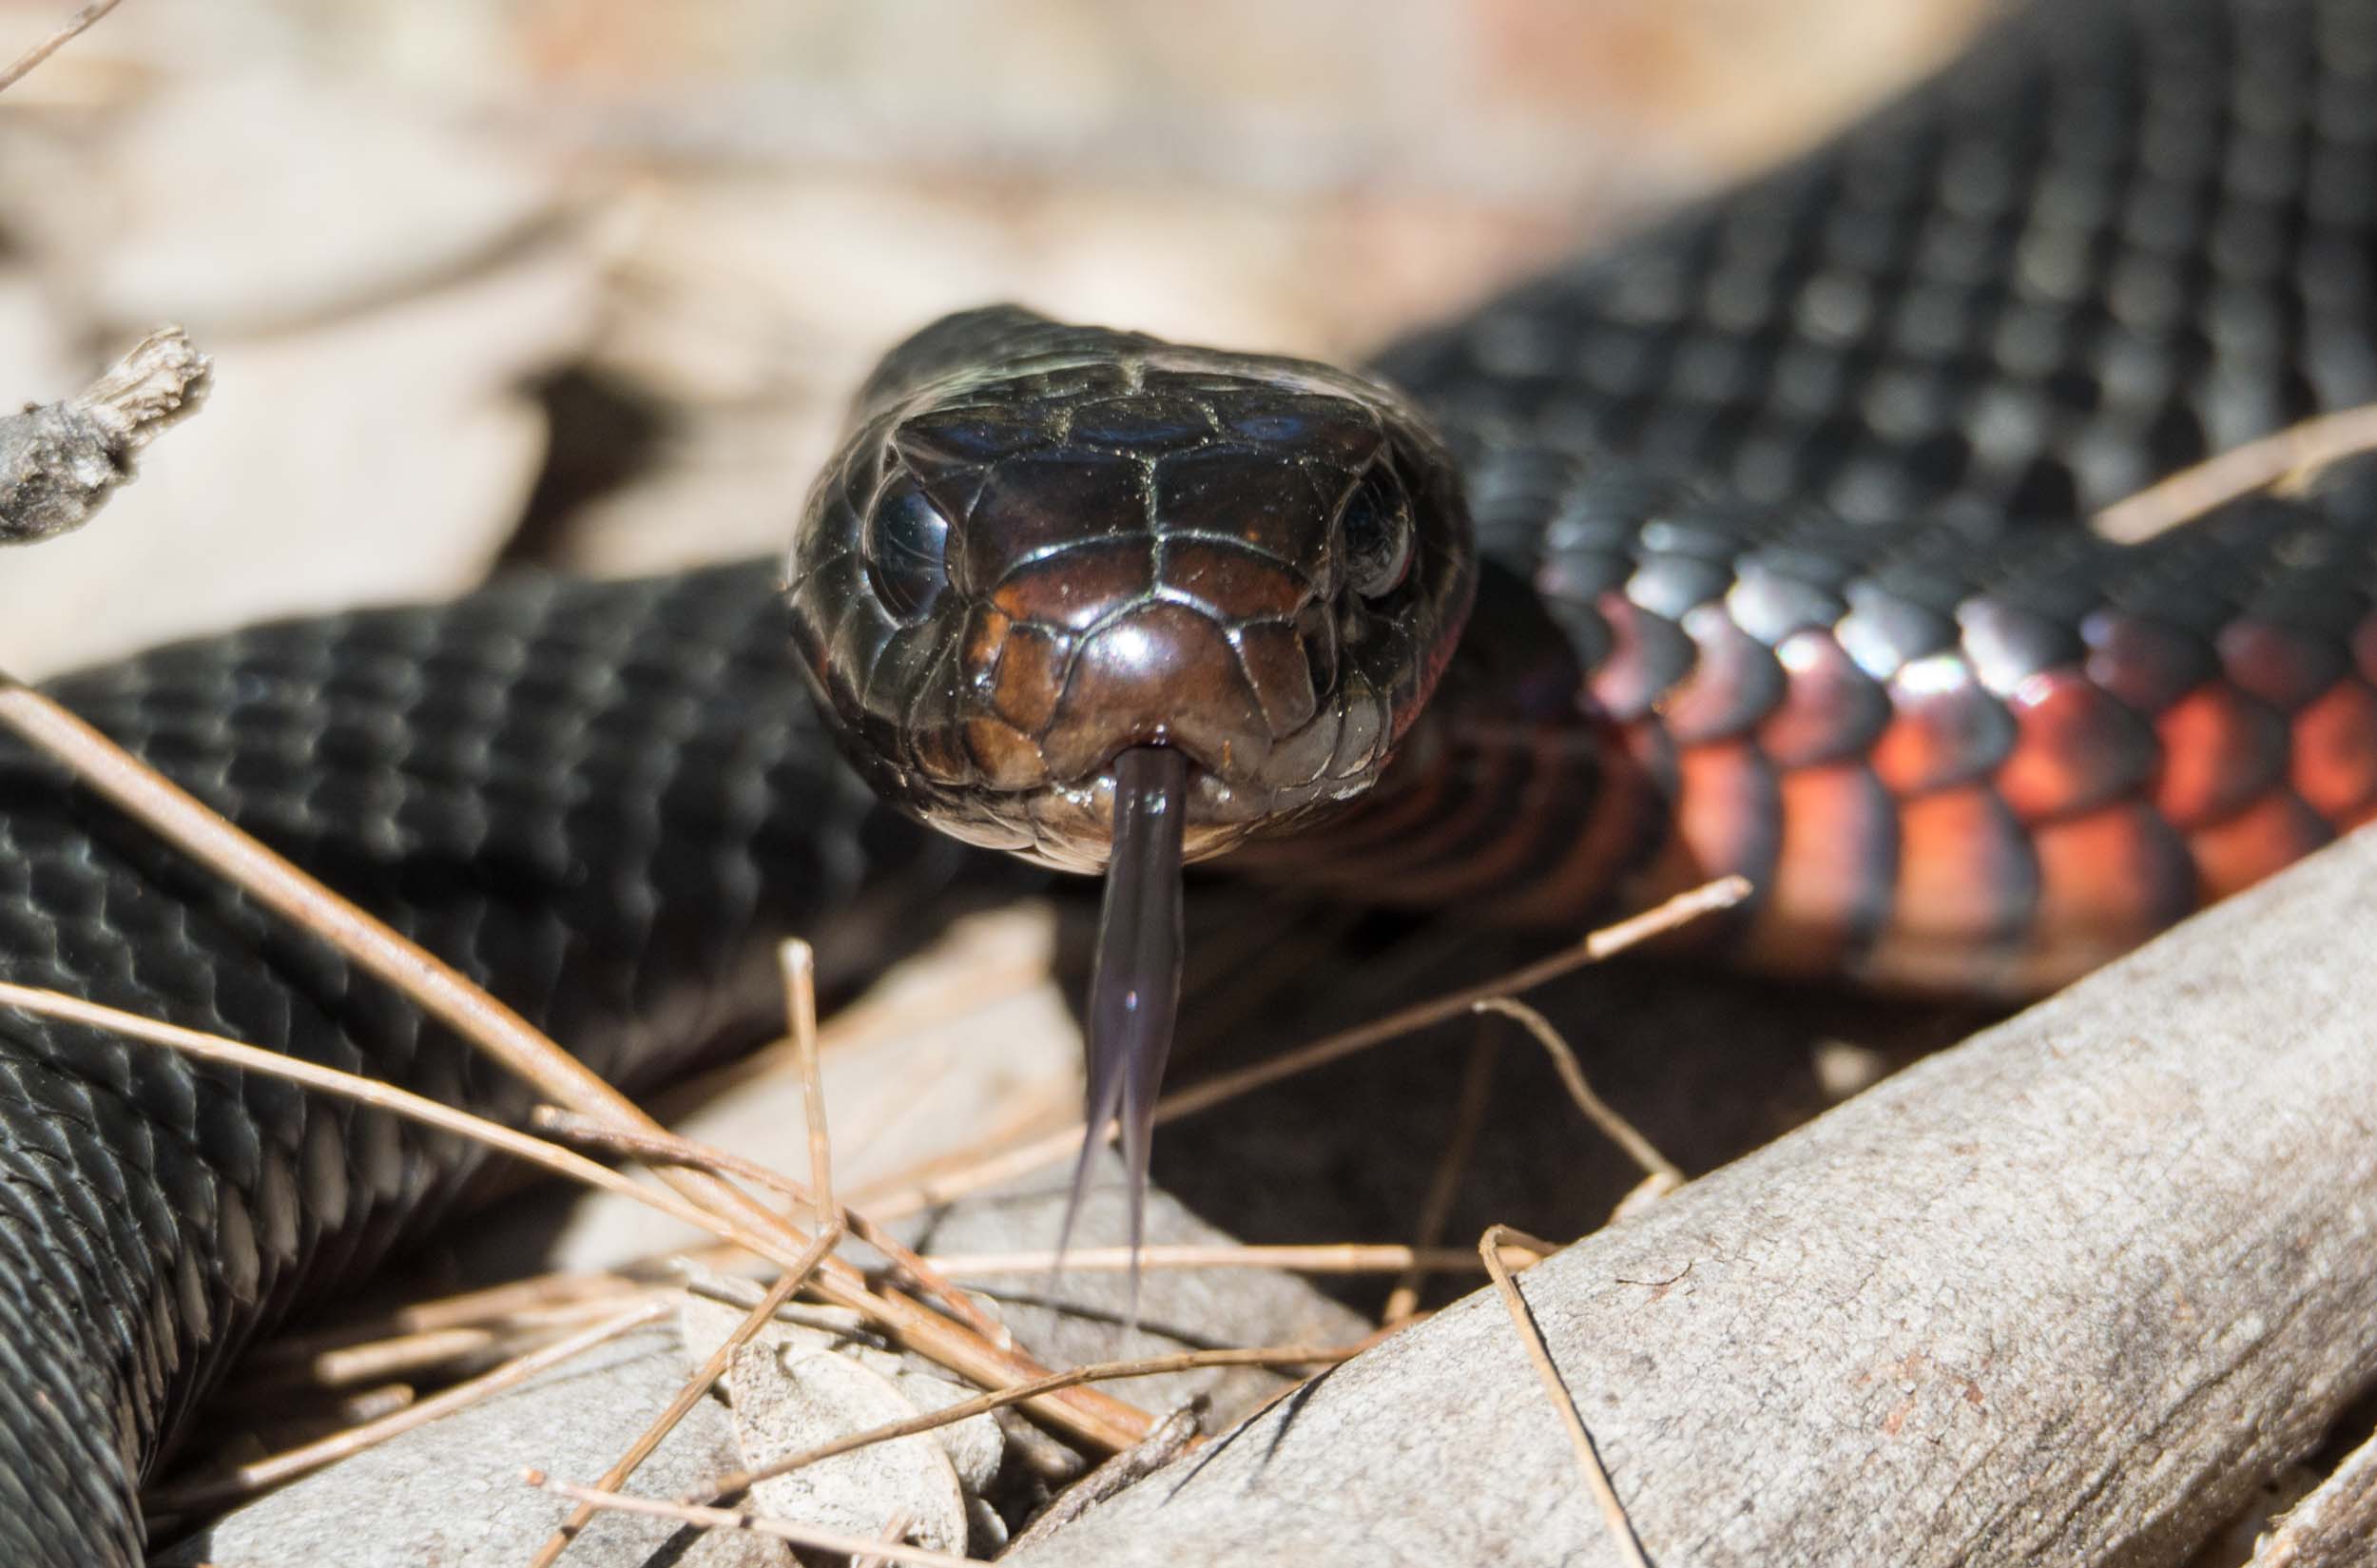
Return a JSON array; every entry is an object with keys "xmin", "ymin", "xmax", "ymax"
[
  {"xmin": 1472, "ymin": 997, "xmax": 1683, "ymax": 1190},
  {"xmin": 145, "ymin": 1299, "xmax": 671, "ymax": 1516},
  {"xmin": 686, "ymin": 1344, "xmax": 1349, "ymax": 1508},
  {"xmin": 918, "ymin": 1240, "xmax": 1544, "ymax": 1276},
  {"xmin": 856, "ymin": 875, "xmax": 1751, "ymax": 1220},
  {"xmin": 527, "ymin": 1476, "xmax": 980, "ymax": 1568},
  {"xmin": 1384, "ymin": 1022, "xmax": 1502, "ymax": 1324},
  {"xmin": 2095, "ymin": 400, "xmax": 2377, "ymax": 542},
  {"xmin": 264, "ymin": 1326, "xmax": 507, "ymax": 1390},
  {"xmin": 0, "ymin": 0, "xmax": 121, "ymax": 95},
  {"xmin": 1480, "ymin": 1224, "xmax": 1652, "ymax": 1568},
  {"xmin": 783, "ymin": 939, "xmax": 835, "ymax": 1211}
]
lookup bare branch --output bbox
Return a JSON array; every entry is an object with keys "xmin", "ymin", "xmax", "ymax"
[
  {"xmin": 0, "ymin": 0, "xmax": 122, "ymax": 95},
  {"xmin": 0, "ymin": 327, "xmax": 212, "ymax": 544}
]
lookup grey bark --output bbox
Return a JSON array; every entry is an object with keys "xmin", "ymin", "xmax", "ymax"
[
  {"xmin": 156, "ymin": 1326, "xmax": 787, "ymax": 1568},
  {"xmin": 1010, "ymin": 828, "xmax": 2377, "ymax": 1568}
]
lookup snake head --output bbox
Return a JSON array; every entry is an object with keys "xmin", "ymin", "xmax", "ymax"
[{"xmin": 786, "ymin": 306, "xmax": 1476, "ymax": 873}]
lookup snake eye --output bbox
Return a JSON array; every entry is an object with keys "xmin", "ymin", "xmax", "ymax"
[
  {"xmin": 1340, "ymin": 469, "xmax": 1413, "ymax": 599},
  {"xmin": 865, "ymin": 476, "xmax": 954, "ymax": 620}
]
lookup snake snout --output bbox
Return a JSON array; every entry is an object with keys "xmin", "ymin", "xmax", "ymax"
[
  {"xmin": 1037, "ymin": 601, "xmax": 1276, "ymax": 784},
  {"xmin": 955, "ymin": 531, "xmax": 1328, "ymax": 800}
]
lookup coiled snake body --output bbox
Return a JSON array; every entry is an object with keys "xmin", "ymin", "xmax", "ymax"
[{"xmin": 10, "ymin": 0, "xmax": 2377, "ymax": 1559}]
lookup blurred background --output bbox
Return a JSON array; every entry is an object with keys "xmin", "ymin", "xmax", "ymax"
[{"xmin": 0, "ymin": 0, "xmax": 1986, "ymax": 675}]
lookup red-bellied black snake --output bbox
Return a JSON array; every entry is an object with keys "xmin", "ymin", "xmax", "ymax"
[{"xmin": 9, "ymin": 0, "xmax": 2377, "ymax": 1558}]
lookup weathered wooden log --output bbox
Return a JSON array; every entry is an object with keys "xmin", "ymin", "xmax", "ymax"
[
  {"xmin": 1013, "ymin": 829, "xmax": 2377, "ymax": 1567},
  {"xmin": 2247, "ymin": 1432, "xmax": 2377, "ymax": 1568}
]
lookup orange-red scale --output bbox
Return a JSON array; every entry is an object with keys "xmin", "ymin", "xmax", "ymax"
[
  {"xmin": 1995, "ymin": 669, "xmax": 2155, "ymax": 823},
  {"xmin": 1862, "ymin": 785, "xmax": 2033, "ymax": 992},
  {"xmin": 2189, "ymin": 790, "xmax": 2332, "ymax": 901},
  {"xmin": 2150, "ymin": 683, "xmax": 2286, "ymax": 828},
  {"xmin": 1274, "ymin": 597, "xmax": 2377, "ymax": 999},
  {"xmin": 2290, "ymin": 676, "xmax": 2377, "ymax": 823},
  {"xmin": 1739, "ymin": 762, "xmax": 1894, "ymax": 978},
  {"xmin": 2007, "ymin": 802, "xmax": 2193, "ymax": 993},
  {"xmin": 1870, "ymin": 659, "xmax": 2014, "ymax": 795}
]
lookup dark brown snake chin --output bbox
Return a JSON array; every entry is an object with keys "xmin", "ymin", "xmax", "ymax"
[{"xmin": 783, "ymin": 304, "xmax": 1478, "ymax": 876}]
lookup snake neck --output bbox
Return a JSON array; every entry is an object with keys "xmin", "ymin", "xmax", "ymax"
[
  {"xmin": 1231, "ymin": 555, "xmax": 1660, "ymax": 919},
  {"xmin": 1239, "ymin": 444, "xmax": 2377, "ymax": 997}
]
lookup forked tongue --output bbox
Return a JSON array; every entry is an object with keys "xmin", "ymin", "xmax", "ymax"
[{"xmin": 1053, "ymin": 744, "xmax": 1188, "ymax": 1327}]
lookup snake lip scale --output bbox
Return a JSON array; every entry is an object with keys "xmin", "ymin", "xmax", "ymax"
[{"xmin": 10, "ymin": 0, "xmax": 2377, "ymax": 1561}]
